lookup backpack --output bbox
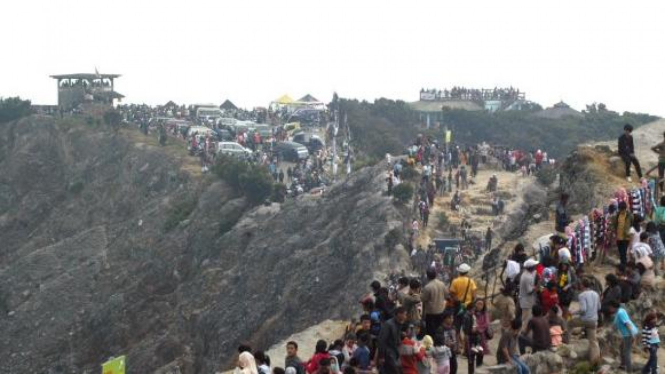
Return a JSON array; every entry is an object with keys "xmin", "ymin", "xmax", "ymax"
[{"xmin": 370, "ymin": 309, "xmax": 382, "ymax": 336}]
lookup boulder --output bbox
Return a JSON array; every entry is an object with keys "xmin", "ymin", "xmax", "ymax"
[
  {"xmin": 523, "ymin": 350, "xmax": 563, "ymax": 374},
  {"xmin": 609, "ymin": 156, "xmax": 622, "ymax": 169},
  {"xmin": 569, "ymin": 339, "xmax": 590, "ymax": 359}
]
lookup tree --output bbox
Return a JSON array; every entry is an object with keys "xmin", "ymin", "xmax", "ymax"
[
  {"xmin": 0, "ymin": 97, "xmax": 31, "ymax": 123},
  {"xmin": 103, "ymin": 110, "xmax": 122, "ymax": 131},
  {"xmin": 392, "ymin": 183, "xmax": 414, "ymax": 204},
  {"xmin": 239, "ymin": 169, "xmax": 273, "ymax": 205}
]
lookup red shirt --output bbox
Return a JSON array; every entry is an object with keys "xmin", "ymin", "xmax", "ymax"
[
  {"xmin": 400, "ymin": 338, "xmax": 424, "ymax": 374},
  {"xmin": 306, "ymin": 352, "xmax": 330, "ymax": 374},
  {"xmin": 540, "ymin": 288, "xmax": 559, "ymax": 314}
]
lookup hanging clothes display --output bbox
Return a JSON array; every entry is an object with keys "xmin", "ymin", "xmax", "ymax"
[
  {"xmin": 561, "ymin": 178, "xmax": 658, "ymax": 268},
  {"xmin": 630, "ymin": 188, "xmax": 644, "ymax": 217}
]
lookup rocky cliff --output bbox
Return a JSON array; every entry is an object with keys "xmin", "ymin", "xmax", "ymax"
[{"xmin": 0, "ymin": 116, "xmax": 409, "ymax": 373}]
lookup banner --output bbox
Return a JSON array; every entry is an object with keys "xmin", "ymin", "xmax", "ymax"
[
  {"xmin": 102, "ymin": 356, "xmax": 126, "ymax": 374},
  {"xmin": 420, "ymin": 92, "xmax": 436, "ymax": 101},
  {"xmin": 445, "ymin": 130, "xmax": 452, "ymax": 144}
]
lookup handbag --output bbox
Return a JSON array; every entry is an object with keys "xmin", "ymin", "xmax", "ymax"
[
  {"xmin": 456, "ymin": 279, "xmax": 472, "ymax": 316},
  {"xmin": 485, "ymin": 325, "xmax": 494, "ymax": 340}
]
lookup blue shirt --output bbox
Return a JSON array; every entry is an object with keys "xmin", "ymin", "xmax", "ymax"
[
  {"xmin": 614, "ymin": 308, "xmax": 637, "ymax": 337},
  {"xmin": 353, "ymin": 346, "xmax": 371, "ymax": 369}
]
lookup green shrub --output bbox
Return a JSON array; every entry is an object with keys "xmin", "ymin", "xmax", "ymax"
[
  {"xmin": 213, "ymin": 155, "xmax": 273, "ymax": 206},
  {"xmin": 384, "ymin": 228, "xmax": 404, "ymax": 250},
  {"xmin": 352, "ymin": 155, "xmax": 379, "ymax": 171},
  {"xmin": 239, "ymin": 169, "xmax": 273, "ymax": 205},
  {"xmin": 164, "ymin": 196, "xmax": 197, "ymax": 232},
  {"xmin": 103, "ymin": 110, "xmax": 122, "ymax": 129},
  {"xmin": 536, "ymin": 166, "xmax": 557, "ymax": 186},
  {"xmin": 218, "ymin": 214, "xmax": 239, "ymax": 235},
  {"xmin": 392, "ymin": 183, "xmax": 414, "ymax": 204},
  {"xmin": 271, "ymin": 183, "xmax": 287, "ymax": 203},
  {"xmin": 212, "ymin": 156, "xmax": 250, "ymax": 190},
  {"xmin": 0, "ymin": 97, "xmax": 31, "ymax": 124},
  {"xmin": 401, "ymin": 164, "xmax": 419, "ymax": 181},
  {"xmin": 68, "ymin": 181, "xmax": 84, "ymax": 195}
]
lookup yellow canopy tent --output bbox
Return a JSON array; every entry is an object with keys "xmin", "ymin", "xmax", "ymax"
[{"xmin": 275, "ymin": 94, "xmax": 294, "ymax": 104}]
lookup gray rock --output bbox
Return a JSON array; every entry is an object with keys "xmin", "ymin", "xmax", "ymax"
[{"xmin": 0, "ymin": 117, "xmax": 412, "ymax": 374}]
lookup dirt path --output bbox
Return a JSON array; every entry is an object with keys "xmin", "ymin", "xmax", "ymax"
[{"xmin": 417, "ymin": 164, "xmax": 533, "ymax": 249}]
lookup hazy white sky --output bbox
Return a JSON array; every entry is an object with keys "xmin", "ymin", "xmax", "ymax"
[{"xmin": 2, "ymin": 0, "xmax": 664, "ymax": 115}]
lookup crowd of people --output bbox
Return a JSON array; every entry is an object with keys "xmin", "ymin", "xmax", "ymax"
[
  {"xmin": 119, "ymin": 102, "xmax": 334, "ymax": 197},
  {"xmin": 420, "ymin": 87, "xmax": 524, "ymax": 102},
  {"xmin": 227, "ymin": 126, "xmax": 665, "ymax": 374}
]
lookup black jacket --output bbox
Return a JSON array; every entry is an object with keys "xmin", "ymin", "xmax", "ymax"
[
  {"xmin": 618, "ymin": 134, "xmax": 634, "ymax": 157},
  {"xmin": 377, "ymin": 317, "xmax": 402, "ymax": 360}
]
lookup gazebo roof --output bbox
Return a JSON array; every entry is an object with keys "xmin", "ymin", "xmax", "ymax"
[
  {"xmin": 297, "ymin": 94, "xmax": 320, "ymax": 103},
  {"xmin": 220, "ymin": 99, "xmax": 238, "ymax": 110}
]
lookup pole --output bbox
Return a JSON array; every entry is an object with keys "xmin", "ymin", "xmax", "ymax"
[{"xmin": 331, "ymin": 110, "xmax": 338, "ymax": 181}]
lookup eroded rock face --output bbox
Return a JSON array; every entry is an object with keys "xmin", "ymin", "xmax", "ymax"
[{"xmin": 0, "ymin": 117, "xmax": 409, "ymax": 373}]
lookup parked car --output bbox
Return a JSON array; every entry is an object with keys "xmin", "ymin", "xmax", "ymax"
[
  {"xmin": 217, "ymin": 142, "xmax": 252, "ymax": 158},
  {"xmin": 213, "ymin": 127, "xmax": 234, "ymax": 141},
  {"xmin": 274, "ymin": 141, "xmax": 310, "ymax": 162},
  {"xmin": 187, "ymin": 125, "xmax": 214, "ymax": 137},
  {"xmin": 253, "ymin": 124, "xmax": 272, "ymax": 139},
  {"xmin": 292, "ymin": 133, "xmax": 325, "ymax": 153}
]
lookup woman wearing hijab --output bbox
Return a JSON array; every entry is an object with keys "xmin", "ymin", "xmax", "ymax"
[{"xmin": 238, "ymin": 351, "xmax": 259, "ymax": 374}]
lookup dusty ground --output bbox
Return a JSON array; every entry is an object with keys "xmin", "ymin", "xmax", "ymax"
[
  {"xmin": 265, "ymin": 320, "xmax": 349, "ymax": 367},
  {"xmin": 417, "ymin": 164, "xmax": 533, "ymax": 248}
]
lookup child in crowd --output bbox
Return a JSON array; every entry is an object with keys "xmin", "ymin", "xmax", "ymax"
[{"xmin": 641, "ymin": 312, "xmax": 660, "ymax": 374}]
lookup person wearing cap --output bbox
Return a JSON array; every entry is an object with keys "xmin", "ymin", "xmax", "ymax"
[
  {"xmin": 421, "ymin": 268, "xmax": 447, "ymax": 338},
  {"xmin": 519, "ymin": 259, "xmax": 539, "ymax": 328},
  {"xmin": 449, "ymin": 263, "xmax": 477, "ymax": 349}
]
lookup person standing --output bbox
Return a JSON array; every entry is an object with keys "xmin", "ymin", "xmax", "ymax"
[
  {"xmin": 650, "ymin": 131, "xmax": 665, "ymax": 192},
  {"xmin": 402, "ymin": 279, "xmax": 422, "ymax": 325},
  {"xmin": 641, "ymin": 312, "xmax": 660, "ymax": 374},
  {"xmin": 485, "ymin": 227, "xmax": 493, "ymax": 252},
  {"xmin": 449, "ymin": 264, "xmax": 477, "ymax": 349},
  {"xmin": 421, "ymin": 269, "xmax": 447, "ymax": 338},
  {"xmin": 618, "ymin": 124, "xmax": 642, "ymax": 182},
  {"xmin": 285, "ymin": 341, "xmax": 305, "ymax": 374},
  {"xmin": 608, "ymin": 300, "xmax": 639, "ymax": 372},
  {"xmin": 462, "ymin": 301, "xmax": 484, "ymax": 374},
  {"xmin": 575, "ymin": 278, "xmax": 601, "ymax": 365},
  {"xmin": 612, "ymin": 202, "xmax": 634, "ymax": 267},
  {"xmin": 378, "ymin": 307, "xmax": 408, "ymax": 374},
  {"xmin": 555, "ymin": 193, "xmax": 570, "ymax": 234},
  {"xmin": 518, "ymin": 259, "xmax": 539, "ymax": 328}
]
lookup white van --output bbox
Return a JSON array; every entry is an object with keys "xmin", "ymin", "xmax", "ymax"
[
  {"xmin": 218, "ymin": 142, "xmax": 252, "ymax": 157},
  {"xmin": 187, "ymin": 126, "xmax": 214, "ymax": 137}
]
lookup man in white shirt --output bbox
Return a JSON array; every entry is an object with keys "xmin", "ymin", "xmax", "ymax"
[{"xmin": 632, "ymin": 232, "xmax": 653, "ymax": 260}]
